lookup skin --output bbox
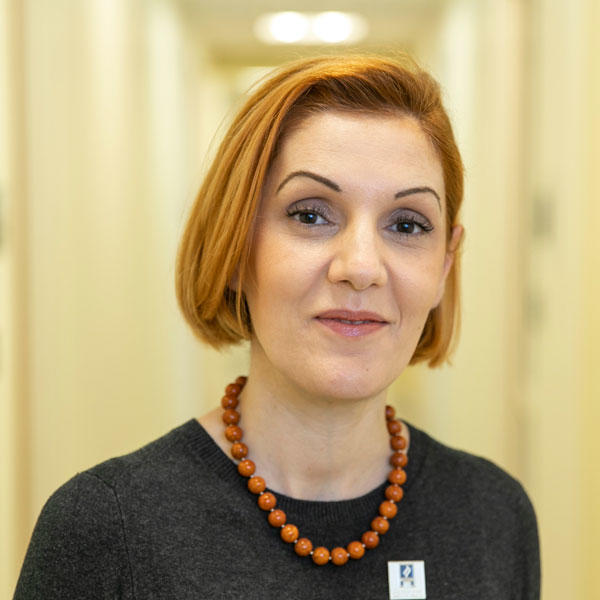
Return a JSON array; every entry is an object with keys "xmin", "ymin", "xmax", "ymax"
[{"xmin": 200, "ymin": 111, "xmax": 463, "ymax": 501}]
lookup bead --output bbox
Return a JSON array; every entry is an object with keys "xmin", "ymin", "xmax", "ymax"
[
  {"xmin": 231, "ymin": 442, "xmax": 248, "ymax": 460},
  {"xmin": 331, "ymin": 547, "xmax": 349, "ymax": 566},
  {"xmin": 280, "ymin": 524, "xmax": 299, "ymax": 543},
  {"xmin": 385, "ymin": 484, "xmax": 404, "ymax": 503},
  {"xmin": 247, "ymin": 476, "xmax": 266, "ymax": 494},
  {"xmin": 362, "ymin": 530, "xmax": 379, "ymax": 549},
  {"xmin": 390, "ymin": 435, "xmax": 407, "ymax": 451},
  {"xmin": 388, "ymin": 468, "xmax": 407, "ymax": 485},
  {"xmin": 371, "ymin": 516, "xmax": 390, "ymax": 535},
  {"xmin": 237, "ymin": 459, "xmax": 255, "ymax": 477},
  {"xmin": 226, "ymin": 383, "xmax": 242, "ymax": 396},
  {"xmin": 385, "ymin": 405, "xmax": 396, "ymax": 420},
  {"xmin": 268, "ymin": 509, "xmax": 287, "ymax": 527},
  {"xmin": 221, "ymin": 394, "xmax": 238, "ymax": 410},
  {"xmin": 312, "ymin": 547, "xmax": 330, "ymax": 565},
  {"xmin": 379, "ymin": 500, "xmax": 398, "ymax": 519},
  {"xmin": 390, "ymin": 451, "xmax": 408, "ymax": 468},
  {"xmin": 294, "ymin": 537, "xmax": 313, "ymax": 556},
  {"xmin": 347, "ymin": 540, "xmax": 365, "ymax": 559},
  {"xmin": 235, "ymin": 375, "xmax": 247, "ymax": 385},
  {"xmin": 225, "ymin": 425, "xmax": 243, "ymax": 442},
  {"xmin": 387, "ymin": 420, "xmax": 402, "ymax": 435},
  {"xmin": 222, "ymin": 409, "xmax": 240, "ymax": 425},
  {"xmin": 258, "ymin": 492, "xmax": 277, "ymax": 511}
]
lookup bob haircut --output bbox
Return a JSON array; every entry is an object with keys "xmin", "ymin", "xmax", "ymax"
[{"xmin": 176, "ymin": 54, "xmax": 464, "ymax": 367}]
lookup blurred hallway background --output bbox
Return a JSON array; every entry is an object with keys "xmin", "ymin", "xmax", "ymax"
[{"xmin": 1, "ymin": 0, "xmax": 599, "ymax": 597}]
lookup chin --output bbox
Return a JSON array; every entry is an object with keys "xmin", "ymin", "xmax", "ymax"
[{"xmin": 292, "ymin": 361, "xmax": 402, "ymax": 402}]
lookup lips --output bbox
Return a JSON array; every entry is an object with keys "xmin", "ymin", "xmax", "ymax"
[{"xmin": 315, "ymin": 310, "xmax": 389, "ymax": 337}]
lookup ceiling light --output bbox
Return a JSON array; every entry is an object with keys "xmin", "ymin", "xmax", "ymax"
[
  {"xmin": 254, "ymin": 12, "xmax": 368, "ymax": 45},
  {"xmin": 255, "ymin": 12, "xmax": 310, "ymax": 44},
  {"xmin": 312, "ymin": 12, "xmax": 355, "ymax": 44}
]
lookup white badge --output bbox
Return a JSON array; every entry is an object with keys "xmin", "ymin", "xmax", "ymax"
[{"xmin": 387, "ymin": 561, "xmax": 426, "ymax": 599}]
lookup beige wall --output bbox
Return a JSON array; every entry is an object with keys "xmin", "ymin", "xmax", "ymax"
[
  {"xmin": 419, "ymin": 0, "xmax": 527, "ymax": 475},
  {"xmin": 2, "ymin": 0, "xmax": 600, "ymax": 597},
  {"xmin": 523, "ymin": 0, "xmax": 600, "ymax": 597},
  {"xmin": 1, "ymin": 0, "xmax": 28, "ymax": 593},
  {"xmin": 582, "ymin": 3, "xmax": 600, "ymax": 594}
]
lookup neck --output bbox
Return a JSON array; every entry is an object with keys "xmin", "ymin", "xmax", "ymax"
[{"xmin": 200, "ymin": 365, "xmax": 401, "ymax": 501}]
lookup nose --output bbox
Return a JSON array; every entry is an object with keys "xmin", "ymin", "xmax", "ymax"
[{"xmin": 327, "ymin": 221, "xmax": 388, "ymax": 290}]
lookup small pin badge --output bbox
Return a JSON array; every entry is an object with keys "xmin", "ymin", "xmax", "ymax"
[{"xmin": 387, "ymin": 560, "xmax": 426, "ymax": 599}]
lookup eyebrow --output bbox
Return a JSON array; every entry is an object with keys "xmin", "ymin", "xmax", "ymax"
[
  {"xmin": 396, "ymin": 186, "xmax": 441, "ymax": 208},
  {"xmin": 276, "ymin": 169, "xmax": 441, "ymax": 208},
  {"xmin": 276, "ymin": 170, "xmax": 341, "ymax": 193}
]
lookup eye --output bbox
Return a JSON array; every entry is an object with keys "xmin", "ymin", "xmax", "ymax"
[
  {"xmin": 394, "ymin": 220, "xmax": 423, "ymax": 234},
  {"xmin": 286, "ymin": 204, "xmax": 331, "ymax": 226},
  {"xmin": 389, "ymin": 214, "xmax": 433, "ymax": 236}
]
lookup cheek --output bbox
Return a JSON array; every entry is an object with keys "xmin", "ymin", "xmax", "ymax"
[
  {"xmin": 390, "ymin": 253, "xmax": 447, "ymax": 314},
  {"xmin": 245, "ymin": 234, "xmax": 316, "ymax": 321}
]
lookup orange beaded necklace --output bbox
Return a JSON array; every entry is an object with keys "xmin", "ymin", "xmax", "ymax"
[{"xmin": 221, "ymin": 376, "xmax": 408, "ymax": 566}]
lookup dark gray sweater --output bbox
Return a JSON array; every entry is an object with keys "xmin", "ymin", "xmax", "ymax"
[{"xmin": 14, "ymin": 420, "xmax": 540, "ymax": 599}]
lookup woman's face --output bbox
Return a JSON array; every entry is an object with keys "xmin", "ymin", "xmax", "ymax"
[{"xmin": 244, "ymin": 111, "xmax": 461, "ymax": 401}]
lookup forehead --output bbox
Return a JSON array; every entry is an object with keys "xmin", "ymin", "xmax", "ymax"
[{"xmin": 267, "ymin": 111, "xmax": 444, "ymax": 196}]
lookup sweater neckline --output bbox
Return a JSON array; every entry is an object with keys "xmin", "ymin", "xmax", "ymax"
[{"xmin": 180, "ymin": 417, "xmax": 429, "ymax": 521}]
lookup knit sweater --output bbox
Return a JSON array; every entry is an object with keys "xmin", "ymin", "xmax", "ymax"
[{"xmin": 14, "ymin": 420, "xmax": 540, "ymax": 599}]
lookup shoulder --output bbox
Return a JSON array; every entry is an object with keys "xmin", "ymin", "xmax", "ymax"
[
  {"xmin": 36, "ymin": 420, "xmax": 199, "ymax": 530},
  {"xmin": 410, "ymin": 424, "xmax": 537, "ymax": 528},
  {"xmin": 32, "ymin": 420, "xmax": 206, "ymax": 537},
  {"xmin": 408, "ymin": 425, "xmax": 539, "ymax": 585},
  {"xmin": 399, "ymin": 426, "xmax": 540, "ymax": 598},
  {"xmin": 15, "ymin": 421, "xmax": 206, "ymax": 598},
  {"xmin": 81, "ymin": 419, "xmax": 202, "ymax": 490}
]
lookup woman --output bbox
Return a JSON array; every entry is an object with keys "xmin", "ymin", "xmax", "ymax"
[{"xmin": 15, "ymin": 55, "xmax": 540, "ymax": 599}]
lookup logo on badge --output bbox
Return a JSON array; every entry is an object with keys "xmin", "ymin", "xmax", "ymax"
[{"xmin": 399, "ymin": 564, "xmax": 415, "ymax": 587}]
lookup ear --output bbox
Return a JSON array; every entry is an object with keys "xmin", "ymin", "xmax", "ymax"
[{"xmin": 433, "ymin": 225, "xmax": 463, "ymax": 308}]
